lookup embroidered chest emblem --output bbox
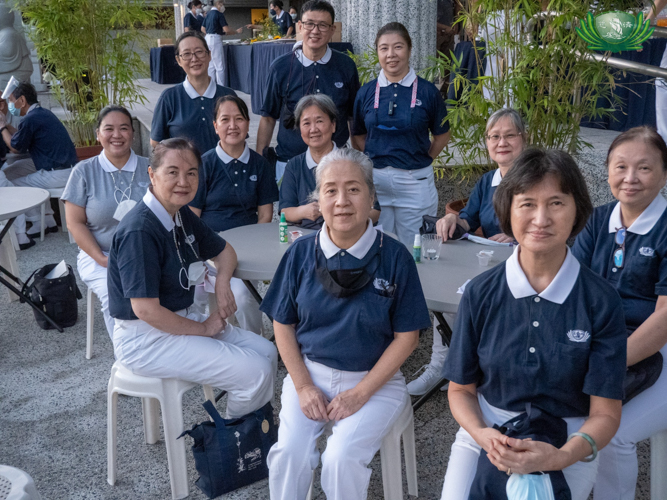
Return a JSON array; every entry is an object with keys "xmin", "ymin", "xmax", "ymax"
[
  {"xmin": 335, "ymin": 82, "xmax": 344, "ymax": 88},
  {"xmin": 567, "ymin": 330, "xmax": 590, "ymax": 343},
  {"xmin": 373, "ymin": 278, "xmax": 390, "ymax": 291},
  {"xmin": 249, "ymin": 175, "xmax": 257, "ymax": 181},
  {"xmin": 639, "ymin": 247, "xmax": 655, "ymax": 257},
  {"xmin": 415, "ymin": 98, "xmax": 422, "ymax": 106}
]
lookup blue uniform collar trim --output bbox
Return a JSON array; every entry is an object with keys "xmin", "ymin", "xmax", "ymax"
[
  {"xmin": 216, "ymin": 142, "xmax": 250, "ymax": 164},
  {"xmin": 143, "ymin": 188, "xmax": 176, "ymax": 232},
  {"xmin": 378, "ymin": 68, "xmax": 417, "ymax": 88},
  {"xmin": 607, "ymin": 195, "xmax": 667, "ymax": 235},
  {"xmin": 294, "ymin": 42, "xmax": 332, "ymax": 67},
  {"xmin": 505, "ymin": 245, "xmax": 580, "ymax": 304},
  {"xmin": 183, "ymin": 76, "xmax": 217, "ymax": 99},
  {"xmin": 306, "ymin": 143, "xmax": 337, "ymax": 170},
  {"xmin": 99, "ymin": 149, "xmax": 138, "ymax": 173},
  {"xmin": 320, "ymin": 219, "xmax": 376, "ymax": 259},
  {"xmin": 491, "ymin": 168, "xmax": 502, "ymax": 187}
]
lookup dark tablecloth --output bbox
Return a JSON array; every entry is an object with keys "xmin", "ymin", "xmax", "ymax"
[
  {"xmin": 447, "ymin": 39, "xmax": 667, "ymax": 132},
  {"xmin": 150, "ymin": 46, "xmax": 186, "ymax": 85}
]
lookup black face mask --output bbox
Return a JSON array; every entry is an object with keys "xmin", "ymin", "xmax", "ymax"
[
  {"xmin": 269, "ymin": 8, "xmax": 276, "ymax": 16},
  {"xmin": 314, "ymin": 231, "xmax": 382, "ymax": 298}
]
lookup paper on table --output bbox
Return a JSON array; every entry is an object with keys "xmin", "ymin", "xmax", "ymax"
[
  {"xmin": 465, "ymin": 234, "xmax": 512, "ymax": 247},
  {"xmin": 45, "ymin": 260, "xmax": 68, "ymax": 279},
  {"xmin": 457, "ymin": 279, "xmax": 471, "ymax": 294}
]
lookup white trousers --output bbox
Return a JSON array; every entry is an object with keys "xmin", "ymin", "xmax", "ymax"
[
  {"xmin": 593, "ymin": 344, "xmax": 667, "ymax": 500},
  {"xmin": 206, "ymin": 34, "xmax": 225, "ymax": 86},
  {"xmin": 656, "ymin": 46, "xmax": 667, "ymax": 145},
  {"xmin": 12, "ymin": 168, "xmax": 72, "ymax": 220},
  {"xmin": 77, "ymin": 250, "xmax": 114, "ymax": 339},
  {"xmin": 112, "ymin": 311, "xmax": 277, "ymax": 418},
  {"xmin": 0, "ymin": 171, "xmax": 26, "ymax": 235},
  {"xmin": 268, "ymin": 357, "xmax": 408, "ymax": 500},
  {"xmin": 441, "ymin": 394, "xmax": 598, "ymax": 500},
  {"xmin": 373, "ymin": 165, "xmax": 438, "ymax": 249}
]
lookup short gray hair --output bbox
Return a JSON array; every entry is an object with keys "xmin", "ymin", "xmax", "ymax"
[
  {"xmin": 294, "ymin": 94, "xmax": 338, "ymax": 130},
  {"xmin": 485, "ymin": 108, "xmax": 526, "ymax": 137},
  {"xmin": 310, "ymin": 148, "xmax": 375, "ymax": 202}
]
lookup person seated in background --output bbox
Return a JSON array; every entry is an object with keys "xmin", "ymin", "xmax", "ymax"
[
  {"xmin": 570, "ymin": 126, "xmax": 667, "ymax": 500},
  {"xmin": 0, "ymin": 95, "xmax": 35, "ymax": 181},
  {"xmin": 190, "ymin": 95, "xmax": 278, "ymax": 335},
  {"xmin": 151, "ymin": 31, "xmax": 237, "ymax": 155},
  {"xmin": 407, "ymin": 108, "xmax": 526, "ymax": 397},
  {"xmin": 184, "ymin": 0, "xmax": 204, "ymax": 32},
  {"xmin": 107, "ymin": 138, "xmax": 277, "ymax": 418},
  {"xmin": 261, "ymin": 148, "xmax": 431, "ymax": 499},
  {"xmin": 441, "ymin": 148, "xmax": 627, "ymax": 500},
  {"xmin": 62, "ymin": 105, "xmax": 150, "ymax": 340},
  {"xmin": 0, "ymin": 81, "xmax": 77, "ymax": 238},
  {"xmin": 280, "ymin": 94, "xmax": 380, "ymax": 229}
]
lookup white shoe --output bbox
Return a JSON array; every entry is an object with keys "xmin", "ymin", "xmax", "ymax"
[{"xmin": 407, "ymin": 362, "xmax": 445, "ymax": 396}]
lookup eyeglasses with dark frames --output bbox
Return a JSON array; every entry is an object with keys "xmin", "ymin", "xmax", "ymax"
[{"xmin": 177, "ymin": 49, "xmax": 209, "ymax": 61}]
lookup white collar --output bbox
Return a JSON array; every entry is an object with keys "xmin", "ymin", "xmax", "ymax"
[
  {"xmin": 320, "ymin": 219, "xmax": 377, "ymax": 259},
  {"xmin": 98, "ymin": 149, "xmax": 137, "ymax": 173},
  {"xmin": 608, "ymin": 194, "xmax": 667, "ymax": 235},
  {"xmin": 306, "ymin": 143, "xmax": 337, "ymax": 170},
  {"xmin": 505, "ymin": 245, "xmax": 580, "ymax": 304},
  {"xmin": 293, "ymin": 41, "xmax": 332, "ymax": 67},
  {"xmin": 275, "ymin": 9, "xmax": 284, "ymax": 19},
  {"xmin": 183, "ymin": 76, "xmax": 216, "ymax": 99},
  {"xmin": 143, "ymin": 189, "xmax": 177, "ymax": 232},
  {"xmin": 210, "ymin": 6, "xmax": 218, "ymax": 11},
  {"xmin": 216, "ymin": 142, "xmax": 250, "ymax": 164},
  {"xmin": 378, "ymin": 68, "xmax": 417, "ymax": 87},
  {"xmin": 491, "ymin": 168, "xmax": 502, "ymax": 187}
]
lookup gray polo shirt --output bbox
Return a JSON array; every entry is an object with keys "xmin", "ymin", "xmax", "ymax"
[{"xmin": 62, "ymin": 151, "xmax": 150, "ymax": 252}]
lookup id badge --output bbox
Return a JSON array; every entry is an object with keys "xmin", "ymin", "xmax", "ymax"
[
  {"xmin": 113, "ymin": 199, "xmax": 137, "ymax": 221},
  {"xmin": 188, "ymin": 261, "xmax": 206, "ymax": 288}
]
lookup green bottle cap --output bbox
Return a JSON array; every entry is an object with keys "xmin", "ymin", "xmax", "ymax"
[{"xmin": 280, "ymin": 213, "xmax": 286, "ymax": 222}]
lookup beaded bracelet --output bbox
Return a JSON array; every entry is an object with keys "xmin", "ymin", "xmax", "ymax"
[{"xmin": 567, "ymin": 432, "xmax": 598, "ymax": 462}]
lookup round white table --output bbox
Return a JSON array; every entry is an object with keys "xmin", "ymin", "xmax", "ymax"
[{"xmin": 0, "ymin": 186, "xmax": 64, "ymax": 331}]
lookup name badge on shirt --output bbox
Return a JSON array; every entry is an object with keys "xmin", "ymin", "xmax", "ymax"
[{"xmin": 113, "ymin": 199, "xmax": 137, "ymax": 222}]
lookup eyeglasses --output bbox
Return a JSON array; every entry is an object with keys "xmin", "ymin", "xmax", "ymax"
[
  {"xmin": 301, "ymin": 21, "xmax": 332, "ymax": 32},
  {"xmin": 613, "ymin": 226, "xmax": 626, "ymax": 269},
  {"xmin": 177, "ymin": 49, "xmax": 209, "ymax": 61},
  {"xmin": 486, "ymin": 133, "xmax": 521, "ymax": 143}
]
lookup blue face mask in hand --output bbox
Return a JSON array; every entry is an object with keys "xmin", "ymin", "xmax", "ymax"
[{"xmin": 8, "ymin": 101, "xmax": 21, "ymax": 117}]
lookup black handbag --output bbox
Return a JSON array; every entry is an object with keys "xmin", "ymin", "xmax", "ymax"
[
  {"xmin": 179, "ymin": 400, "xmax": 277, "ymax": 498},
  {"xmin": 623, "ymin": 351, "xmax": 663, "ymax": 405},
  {"xmin": 21, "ymin": 263, "xmax": 82, "ymax": 330},
  {"xmin": 419, "ymin": 215, "xmax": 467, "ymax": 239}
]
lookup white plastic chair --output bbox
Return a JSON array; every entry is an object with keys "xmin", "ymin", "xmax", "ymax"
[
  {"xmin": 85, "ymin": 288, "xmax": 95, "ymax": 359},
  {"xmin": 307, "ymin": 393, "xmax": 418, "ymax": 500},
  {"xmin": 651, "ymin": 429, "xmax": 667, "ymax": 498},
  {"xmin": 41, "ymin": 188, "xmax": 74, "ymax": 243},
  {"xmin": 0, "ymin": 465, "xmax": 42, "ymax": 500},
  {"xmin": 107, "ymin": 361, "xmax": 216, "ymax": 500}
]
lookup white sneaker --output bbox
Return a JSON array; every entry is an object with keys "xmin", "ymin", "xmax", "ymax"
[{"xmin": 407, "ymin": 363, "xmax": 445, "ymax": 396}]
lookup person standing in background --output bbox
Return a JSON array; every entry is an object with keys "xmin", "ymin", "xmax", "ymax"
[
  {"xmin": 184, "ymin": 0, "xmax": 204, "ymax": 32},
  {"xmin": 201, "ymin": 0, "xmax": 243, "ymax": 86}
]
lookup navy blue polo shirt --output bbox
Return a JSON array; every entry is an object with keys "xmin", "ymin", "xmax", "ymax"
[
  {"xmin": 184, "ymin": 12, "xmax": 203, "ymax": 32},
  {"xmin": 261, "ymin": 47, "xmax": 360, "ymax": 162},
  {"xmin": 260, "ymin": 224, "xmax": 431, "ymax": 371},
  {"xmin": 10, "ymin": 106, "xmax": 77, "ymax": 171},
  {"xmin": 572, "ymin": 196, "xmax": 667, "ymax": 332},
  {"xmin": 202, "ymin": 8, "xmax": 227, "ymax": 35},
  {"xmin": 443, "ymin": 247, "xmax": 627, "ymax": 418},
  {"xmin": 190, "ymin": 143, "xmax": 279, "ymax": 232},
  {"xmin": 352, "ymin": 70, "xmax": 449, "ymax": 170},
  {"xmin": 459, "ymin": 169, "xmax": 503, "ymax": 238},
  {"xmin": 279, "ymin": 146, "xmax": 381, "ymax": 228},
  {"xmin": 272, "ymin": 10, "xmax": 294, "ymax": 36},
  {"xmin": 151, "ymin": 78, "xmax": 237, "ymax": 156},
  {"xmin": 108, "ymin": 190, "xmax": 227, "ymax": 320}
]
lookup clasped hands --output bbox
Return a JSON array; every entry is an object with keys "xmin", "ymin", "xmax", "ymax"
[
  {"xmin": 200, "ymin": 281, "xmax": 237, "ymax": 337},
  {"xmin": 297, "ymin": 384, "xmax": 368, "ymax": 422}
]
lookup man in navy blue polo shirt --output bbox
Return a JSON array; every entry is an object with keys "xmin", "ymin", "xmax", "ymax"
[
  {"xmin": 0, "ymin": 81, "xmax": 77, "ymax": 237},
  {"xmin": 202, "ymin": 0, "xmax": 242, "ymax": 86},
  {"xmin": 256, "ymin": 0, "xmax": 360, "ymax": 182}
]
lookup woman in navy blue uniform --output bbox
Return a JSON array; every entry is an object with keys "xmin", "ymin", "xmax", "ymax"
[
  {"xmin": 246, "ymin": 1, "xmax": 295, "ymax": 37},
  {"xmin": 408, "ymin": 108, "xmax": 526, "ymax": 397},
  {"xmin": 280, "ymin": 94, "xmax": 380, "ymax": 228},
  {"xmin": 183, "ymin": 0, "xmax": 203, "ymax": 32},
  {"xmin": 352, "ymin": 22, "xmax": 450, "ymax": 248},
  {"xmin": 260, "ymin": 148, "xmax": 431, "ymax": 499},
  {"xmin": 150, "ymin": 31, "xmax": 237, "ymax": 155},
  {"xmin": 571, "ymin": 127, "xmax": 667, "ymax": 500},
  {"xmin": 441, "ymin": 149, "xmax": 627, "ymax": 500},
  {"xmin": 190, "ymin": 95, "xmax": 278, "ymax": 335},
  {"xmin": 107, "ymin": 138, "xmax": 277, "ymax": 418}
]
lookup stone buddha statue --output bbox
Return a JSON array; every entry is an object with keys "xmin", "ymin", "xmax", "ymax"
[{"xmin": 0, "ymin": 2, "xmax": 33, "ymax": 91}]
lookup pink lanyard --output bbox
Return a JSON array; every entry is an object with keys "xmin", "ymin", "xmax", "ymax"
[{"xmin": 374, "ymin": 76, "xmax": 418, "ymax": 110}]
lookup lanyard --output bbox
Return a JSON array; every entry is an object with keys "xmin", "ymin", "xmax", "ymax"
[
  {"xmin": 374, "ymin": 76, "xmax": 418, "ymax": 110},
  {"xmin": 171, "ymin": 211, "xmax": 201, "ymax": 290},
  {"xmin": 110, "ymin": 167, "xmax": 137, "ymax": 205}
]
